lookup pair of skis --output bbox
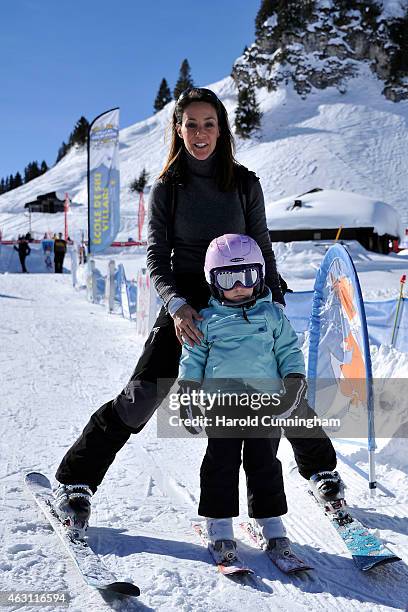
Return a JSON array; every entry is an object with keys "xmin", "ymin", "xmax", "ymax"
[
  {"xmin": 193, "ymin": 522, "xmax": 312, "ymax": 576},
  {"xmin": 193, "ymin": 493, "xmax": 401, "ymax": 576},
  {"xmin": 26, "ymin": 471, "xmax": 308, "ymax": 595},
  {"xmin": 25, "ymin": 471, "xmax": 401, "ymax": 598}
]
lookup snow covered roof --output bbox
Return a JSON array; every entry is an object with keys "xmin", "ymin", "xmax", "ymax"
[{"xmin": 265, "ymin": 189, "xmax": 402, "ymax": 238}]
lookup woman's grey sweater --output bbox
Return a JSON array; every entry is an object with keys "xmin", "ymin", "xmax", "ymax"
[{"xmin": 147, "ymin": 150, "xmax": 284, "ymax": 307}]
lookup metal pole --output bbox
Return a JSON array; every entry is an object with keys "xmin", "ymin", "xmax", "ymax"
[
  {"xmin": 64, "ymin": 193, "xmax": 69, "ymax": 240},
  {"xmin": 368, "ymin": 449, "xmax": 376, "ymax": 497},
  {"xmin": 391, "ymin": 275, "xmax": 406, "ymax": 347}
]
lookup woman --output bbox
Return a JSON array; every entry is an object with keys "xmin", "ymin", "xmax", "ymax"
[{"xmin": 54, "ymin": 88, "xmax": 339, "ymax": 536}]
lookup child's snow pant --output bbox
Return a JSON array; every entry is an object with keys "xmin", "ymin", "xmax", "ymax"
[{"xmin": 198, "ymin": 436, "xmax": 288, "ymax": 518}]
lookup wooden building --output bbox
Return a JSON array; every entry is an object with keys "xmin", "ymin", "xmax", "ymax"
[
  {"xmin": 266, "ymin": 188, "xmax": 401, "ymax": 254},
  {"xmin": 24, "ymin": 192, "xmax": 65, "ymax": 214}
]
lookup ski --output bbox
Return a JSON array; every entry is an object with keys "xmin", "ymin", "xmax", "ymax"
[
  {"xmin": 192, "ymin": 522, "xmax": 254, "ymax": 576},
  {"xmin": 24, "ymin": 472, "xmax": 140, "ymax": 597},
  {"xmin": 240, "ymin": 522, "xmax": 313, "ymax": 574},
  {"xmin": 308, "ymin": 492, "xmax": 401, "ymax": 571}
]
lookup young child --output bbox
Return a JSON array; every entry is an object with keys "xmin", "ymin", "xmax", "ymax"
[{"xmin": 178, "ymin": 233, "xmax": 329, "ymax": 567}]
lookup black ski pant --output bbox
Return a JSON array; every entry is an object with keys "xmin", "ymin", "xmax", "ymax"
[
  {"xmin": 55, "ymin": 274, "xmax": 336, "ymax": 493},
  {"xmin": 19, "ymin": 254, "xmax": 28, "ymax": 273},
  {"xmin": 54, "ymin": 253, "xmax": 65, "ymax": 273},
  {"xmin": 199, "ymin": 437, "xmax": 287, "ymax": 518}
]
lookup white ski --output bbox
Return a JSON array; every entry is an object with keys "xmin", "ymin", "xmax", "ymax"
[
  {"xmin": 192, "ymin": 522, "xmax": 254, "ymax": 576},
  {"xmin": 24, "ymin": 472, "xmax": 140, "ymax": 597},
  {"xmin": 240, "ymin": 522, "xmax": 313, "ymax": 574}
]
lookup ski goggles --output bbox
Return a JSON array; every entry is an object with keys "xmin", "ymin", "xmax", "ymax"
[{"xmin": 213, "ymin": 266, "xmax": 260, "ymax": 291}]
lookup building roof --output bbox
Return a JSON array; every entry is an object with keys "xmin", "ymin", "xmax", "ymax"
[{"xmin": 265, "ymin": 189, "xmax": 402, "ymax": 238}]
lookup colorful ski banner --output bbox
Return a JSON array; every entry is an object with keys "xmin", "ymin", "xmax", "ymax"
[
  {"xmin": 307, "ymin": 244, "xmax": 376, "ymax": 486},
  {"xmin": 88, "ymin": 108, "xmax": 120, "ymax": 254}
]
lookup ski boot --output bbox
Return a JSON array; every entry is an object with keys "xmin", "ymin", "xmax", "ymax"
[
  {"xmin": 209, "ymin": 539, "xmax": 239, "ymax": 564},
  {"xmin": 266, "ymin": 537, "xmax": 312, "ymax": 573},
  {"xmin": 53, "ymin": 483, "xmax": 92, "ymax": 539},
  {"xmin": 309, "ymin": 470, "xmax": 345, "ymax": 502},
  {"xmin": 309, "ymin": 471, "xmax": 348, "ymax": 518}
]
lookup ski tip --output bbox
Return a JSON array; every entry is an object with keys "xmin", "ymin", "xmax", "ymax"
[
  {"xmin": 286, "ymin": 564, "xmax": 314, "ymax": 574},
  {"xmin": 101, "ymin": 582, "xmax": 140, "ymax": 596},
  {"xmin": 24, "ymin": 472, "xmax": 51, "ymax": 487},
  {"xmin": 192, "ymin": 522, "xmax": 203, "ymax": 530},
  {"xmin": 218, "ymin": 565, "xmax": 254, "ymax": 576},
  {"xmin": 355, "ymin": 554, "xmax": 402, "ymax": 572}
]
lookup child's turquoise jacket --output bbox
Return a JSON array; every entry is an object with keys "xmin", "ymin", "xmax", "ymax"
[{"xmin": 178, "ymin": 290, "xmax": 305, "ymax": 391}]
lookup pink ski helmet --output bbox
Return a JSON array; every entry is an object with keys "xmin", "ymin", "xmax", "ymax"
[{"xmin": 204, "ymin": 234, "xmax": 265, "ymax": 304}]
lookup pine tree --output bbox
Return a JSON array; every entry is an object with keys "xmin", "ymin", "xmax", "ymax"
[
  {"xmin": 40, "ymin": 160, "xmax": 48, "ymax": 174},
  {"xmin": 5, "ymin": 173, "xmax": 23, "ymax": 191},
  {"xmin": 277, "ymin": 0, "xmax": 315, "ymax": 32},
  {"xmin": 68, "ymin": 116, "xmax": 89, "ymax": 147},
  {"xmin": 24, "ymin": 161, "xmax": 41, "ymax": 183},
  {"xmin": 23, "ymin": 164, "xmax": 30, "ymax": 183},
  {"xmin": 174, "ymin": 59, "xmax": 194, "ymax": 100},
  {"xmin": 255, "ymin": 0, "xmax": 314, "ymax": 37},
  {"xmin": 387, "ymin": 6, "xmax": 408, "ymax": 75},
  {"xmin": 235, "ymin": 85, "xmax": 262, "ymax": 138},
  {"xmin": 0, "ymin": 178, "xmax": 5, "ymax": 194},
  {"xmin": 154, "ymin": 78, "xmax": 172, "ymax": 112},
  {"xmin": 14, "ymin": 172, "xmax": 23, "ymax": 188},
  {"xmin": 56, "ymin": 141, "xmax": 69, "ymax": 163},
  {"xmin": 129, "ymin": 168, "xmax": 149, "ymax": 193},
  {"xmin": 54, "ymin": 116, "xmax": 89, "ymax": 164},
  {"xmin": 255, "ymin": 0, "xmax": 275, "ymax": 38}
]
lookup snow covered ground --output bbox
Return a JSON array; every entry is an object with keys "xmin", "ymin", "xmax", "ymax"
[{"xmin": 1, "ymin": 246, "xmax": 408, "ymax": 611}]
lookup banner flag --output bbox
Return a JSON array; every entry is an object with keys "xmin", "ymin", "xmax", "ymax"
[
  {"xmin": 117, "ymin": 264, "xmax": 131, "ymax": 320},
  {"xmin": 308, "ymin": 244, "xmax": 375, "ymax": 483},
  {"xmin": 88, "ymin": 108, "xmax": 120, "ymax": 254}
]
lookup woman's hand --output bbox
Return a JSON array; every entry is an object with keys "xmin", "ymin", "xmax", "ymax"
[{"xmin": 173, "ymin": 304, "xmax": 204, "ymax": 347}]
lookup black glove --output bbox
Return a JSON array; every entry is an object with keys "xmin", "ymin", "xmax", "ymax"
[
  {"xmin": 275, "ymin": 374, "xmax": 308, "ymax": 419},
  {"xmin": 177, "ymin": 380, "xmax": 205, "ymax": 435}
]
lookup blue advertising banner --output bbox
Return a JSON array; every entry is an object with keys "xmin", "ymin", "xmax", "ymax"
[
  {"xmin": 307, "ymin": 244, "xmax": 376, "ymax": 488},
  {"xmin": 88, "ymin": 108, "xmax": 120, "ymax": 254}
]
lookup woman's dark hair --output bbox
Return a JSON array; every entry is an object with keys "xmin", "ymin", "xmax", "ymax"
[{"xmin": 159, "ymin": 88, "xmax": 238, "ymax": 191}]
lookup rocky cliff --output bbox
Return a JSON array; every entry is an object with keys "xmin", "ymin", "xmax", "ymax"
[{"xmin": 232, "ymin": 0, "xmax": 408, "ymax": 102}]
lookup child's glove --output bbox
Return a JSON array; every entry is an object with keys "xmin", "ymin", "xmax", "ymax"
[
  {"xmin": 276, "ymin": 374, "xmax": 308, "ymax": 419},
  {"xmin": 177, "ymin": 380, "xmax": 205, "ymax": 435}
]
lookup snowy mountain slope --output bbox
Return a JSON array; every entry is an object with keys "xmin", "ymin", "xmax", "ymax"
[
  {"xmin": 1, "ymin": 271, "xmax": 408, "ymax": 611},
  {"xmin": 1, "ymin": 66, "xmax": 408, "ymax": 243}
]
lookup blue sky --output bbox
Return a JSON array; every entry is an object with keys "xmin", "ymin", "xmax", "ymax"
[{"xmin": 0, "ymin": 0, "xmax": 260, "ymax": 180}]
